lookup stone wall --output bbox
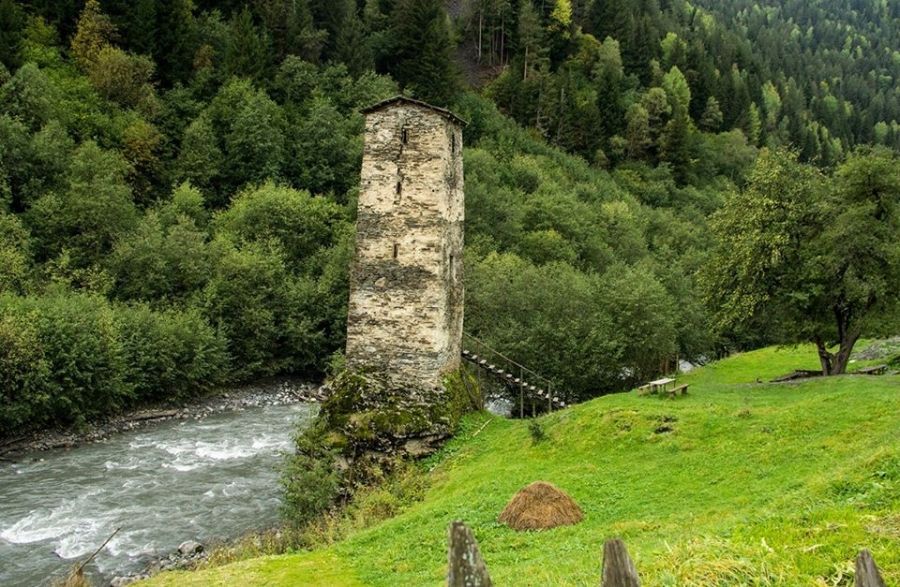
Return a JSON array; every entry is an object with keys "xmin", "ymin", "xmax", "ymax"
[{"xmin": 345, "ymin": 99, "xmax": 465, "ymax": 390}]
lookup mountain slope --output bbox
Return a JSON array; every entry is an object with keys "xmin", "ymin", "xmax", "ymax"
[{"xmin": 143, "ymin": 346, "xmax": 900, "ymax": 585}]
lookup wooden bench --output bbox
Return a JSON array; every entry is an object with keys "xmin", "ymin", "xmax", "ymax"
[
  {"xmin": 665, "ymin": 384, "xmax": 689, "ymax": 398},
  {"xmin": 858, "ymin": 365, "xmax": 888, "ymax": 376}
]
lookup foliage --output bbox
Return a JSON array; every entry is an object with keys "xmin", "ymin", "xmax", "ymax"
[
  {"xmin": 27, "ymin": 140, "xmax": 138, "ymax": 268},
  {"xmin": 0, "ymin": 212, "xmax": 31, "ymax": 294},
  {"xmin": 280, "ymin": 419, "xmax": 342, "ymax": 528},
  {"xmin": 0, "ymin": 292, "xmax": 128, "ymax": 432},
  {"xmin": 527, "ymin": 419, "xmax": 545, "ymax": 444},
  {"xmin": 114, "ymin": 303, "xmax": 229, "ymax": 402},
  {"xmin": 702, "ymin": 148, "xmax": 900, "ymax": 374},
  {"xmin": 0, "ymin": 0, "xmax": 895, "ymax": 432},
  {"xmin": 0, "ymin": 291, "xmax": 229, "ymax": 433}
]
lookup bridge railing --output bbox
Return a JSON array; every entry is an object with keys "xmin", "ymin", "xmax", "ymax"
[{"xmin": 461, "ymin": 332, "xmax": 563, "ymax": 417}]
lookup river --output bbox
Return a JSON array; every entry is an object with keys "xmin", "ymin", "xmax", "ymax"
[{"xmin": 0, "ymin": 402, "xmax": 317, "ymax": 587}]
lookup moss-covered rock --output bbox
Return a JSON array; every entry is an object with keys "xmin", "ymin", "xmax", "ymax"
[{"xmin": 282, "ymin": 367, "xmax": 481, "ymax": 523}]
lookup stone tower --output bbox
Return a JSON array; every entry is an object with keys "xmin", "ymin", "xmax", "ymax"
[{"xmin": 345, "ymin": 96, "xmax": 465, "ymax": 389}]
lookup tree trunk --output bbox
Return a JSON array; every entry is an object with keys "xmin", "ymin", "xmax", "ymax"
[
  {"xmin": 478, "ymin": 12, "xmax": 483, "ymax": 63},
  {"xmin": 523, "ymin": 46, "xmax": 528, "ymax": 80},
  {"xmin": 814, "ymin": 329, "xmax": 860, "ymax": 376}
]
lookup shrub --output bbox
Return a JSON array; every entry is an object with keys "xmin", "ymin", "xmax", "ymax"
[
  {"xmin": 280, "ymin": 421, "xmax": 342, "ymax": 528},
  {"xmin": 0, "ymin": 292, "xmax": 130, "ymax": 430},
  {"xmin": 528, "ymin": 419, "xmax": 547, "ymax": 444},
  {"xmin": 0, "ymin": 292, "xmax": 231, "ymax": 434},
  {"xmin": 0, "ymin": 313, "xmax": 50, "ymax": 433},
  {"xmin": 114, "ymin": 304, "xmax": 229, "ymax": 402}
]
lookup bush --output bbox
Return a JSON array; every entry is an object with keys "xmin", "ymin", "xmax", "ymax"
[
  {"xmin": 0, "ymin": 292, "xmax": 130, "ymax": 431},
  {"xmin": 0, "ymin": 313, "xmax": 51, "ymax": 432},
  {"xmin": 528, "ymin": 419, "xmax": 547, "ymax": 444},
  {"xmin": 114, "ymin": 304, "xmax": 229, "ymax": 402},
  {"xmin": 280, "ymin": 421, "xmax": 342, "ymax": 528},
  {"xmin": 0, "ymin": 291, "xmax": 231, "ymax": 434}
]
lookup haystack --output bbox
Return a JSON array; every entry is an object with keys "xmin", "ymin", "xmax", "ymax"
[{"xmin": 498, "ymin": 481, "xmax": 583, "ymax": 531}]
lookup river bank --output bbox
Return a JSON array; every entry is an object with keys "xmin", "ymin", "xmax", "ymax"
[
  {"xmin": 1, "ymin": 399, "xmax": 319, "ymax": 587},
  {"xmin": 0, "ymin": 378, "xmax": 326, "ymax": 462}
]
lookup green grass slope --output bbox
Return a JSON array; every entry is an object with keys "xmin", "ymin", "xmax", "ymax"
[{"xmin": 144, "ymin": 346, "xmax": 899, "ymax": 586}]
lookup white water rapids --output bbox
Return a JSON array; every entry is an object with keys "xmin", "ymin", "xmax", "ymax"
[{"xmin": 0, "ymin": 403, "xmax": 317, "ymax": 586}]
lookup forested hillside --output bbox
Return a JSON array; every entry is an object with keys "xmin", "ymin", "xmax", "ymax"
[{"xmin": 0, "ymin": 0, "xmax": 897, "ymax": 433}]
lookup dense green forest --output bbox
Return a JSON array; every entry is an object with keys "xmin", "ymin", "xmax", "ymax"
[{"xmin": 0, "ymin": 0, "xmax": 898, "ymax": 433}]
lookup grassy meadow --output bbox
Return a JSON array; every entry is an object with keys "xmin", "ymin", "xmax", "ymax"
[{"xmin": 143, "ymin": 345, "xmax": 899, "ymax": 586}]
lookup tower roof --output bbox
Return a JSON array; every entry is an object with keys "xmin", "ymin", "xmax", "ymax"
[{"xmin": 361, "ymin": 96, "xmax": 468, "ymax": 127}]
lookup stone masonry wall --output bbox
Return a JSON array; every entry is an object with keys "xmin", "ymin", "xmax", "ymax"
[{"xmin": 345, "ymin": 100, "xmax": 465, "ymax": 390}]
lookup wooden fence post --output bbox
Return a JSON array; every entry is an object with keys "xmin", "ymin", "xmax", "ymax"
[
  {"xmin": 448, "ymin": 521, "xmax": 492, "ymax": 587},
  {"xmin": 855, "ymin": 549, "xmax": 885, "ymax": 587},
  {"xmin": 601, "ymin": 538, "xmax": 640, "ymax": 587}
]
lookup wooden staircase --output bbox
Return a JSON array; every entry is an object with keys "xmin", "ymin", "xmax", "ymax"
[{"xmin": 461, "ymin": 333, "xmax": 565, "ymax": 416}]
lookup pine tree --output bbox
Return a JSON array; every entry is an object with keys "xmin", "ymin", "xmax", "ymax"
[
  {"xmin": 70, "ymin": 0, "xmax": 116, "ymax": 69},
  {"xmin": 0, "ymin": 0, "xmax": 25, "ymax": 70},
  {"xmin": 517, "ymin": 0, "xmax": 544, "ymax": 81},
  {"xmin": 700, "ymin": 96, "xmax": 723, "ymax": 132},
  {"xmin": 335, "ymin": 10, "xmax": 373, "ymax": 77},
  {"xmin": 388, "ymin": 0, "xmax": 459, "ymax": 106},
  {"xmin": 225, "ymin": 7, "xmax": 271, "ymax": 82},
  {"xmin": 126, "ymin": 0, "xmax": 157, "ymax": 57},
  {"xmin": 157, "ymin": 0, "xmax": 198, "ymax": 85}
]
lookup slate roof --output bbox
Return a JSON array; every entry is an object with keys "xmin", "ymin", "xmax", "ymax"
[{"xmin": 361, "ymin": 95, "xmax": 468, "ymax": 127}]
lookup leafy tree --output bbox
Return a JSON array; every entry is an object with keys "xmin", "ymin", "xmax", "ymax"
[
  {"xmin": 0, "ymin": 62, "xmax": 61, "ymax": 131},
  {"xmin": 200, "ymin": 240, "xmax": 287, "ymax": 378},
  {"xmin": 27, "ymin": 141, "xmax": 138, "ymax": 267},
  {"xmin": 286, "ymin": 97, "xmax": 363, "ymax": 198},
  {"xmin": 175, "ymin": 113, "xmax": 223, "ymax": 197},
  {"xmin": 625, "ymin": 104, "xmax": 651, "ymax": 160},
  {"xmin": 0, "ymin": 213, "xmax": 31, "ymax": 294},
  {"xmin": 108, "ymin": 207, "xmax": 214, "ymax": 304},
  {"xmin": 214, "ymin": 181, "xmax": 347, "ymax": 269},
  {"xmin": 600, "ymin": 264, "xmax": 677, "ymax": 384},
  {"xmin": 86, "ymin": 46, "xmax": 156, "ymax": 110},
  {"xmin": 223, "ymin": 87, "xmax": 286, "ymax": 194},
  {"xmin": 661, "ymin": 66, "xmax": 690, "ymax": 114},
  {"xmin": 702, "ymin": 148, "xmax": 900, "ymax": 374}
]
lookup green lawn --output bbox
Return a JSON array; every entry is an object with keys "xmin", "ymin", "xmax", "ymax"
[{"xmin": 144, "ymin": 345, "xmax": 899, "ymax": 586}]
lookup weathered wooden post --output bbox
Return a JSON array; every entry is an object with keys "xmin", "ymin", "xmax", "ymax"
[
  {"xmin": 447, "ymin": 521, "xmax": 492, "ymax": 587},
  {"xmin": 519, "ymin": 367, "xmax": 525, "ymax": 419},
  {"xmin": 601, "ymin": 538, "xmax": 640, "ymax": 587},
  {"xmin": 855, "ymin": 549, "xmax": 885, "ymax": 587}
]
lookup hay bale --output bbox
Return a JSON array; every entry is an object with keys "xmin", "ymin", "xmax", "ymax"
[{"xmin": 498, "ymin": 481, "xmax": 583, "ymax": 531}]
